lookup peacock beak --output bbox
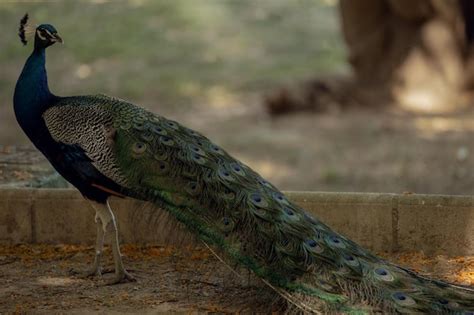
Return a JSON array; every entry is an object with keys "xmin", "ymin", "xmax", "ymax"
[{"xmin": 52, "ymin": 33, "xmax": 63, "ymax": 44}]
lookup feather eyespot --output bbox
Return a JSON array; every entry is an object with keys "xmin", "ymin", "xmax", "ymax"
[
  {"xmin": 257, "ymin": 178, "xmax": 273, "ymax": 189},
  {"xmin": 282, "ymin": 207, "xmax": 299, "ymax": 221},
  {"xmin": 210, "ymin": 144, "xmax": 224, "ymax": 154},
  {"xmin": 343, "ymin": 254, "xmax": 359, "ymax": 267},
  {"xmin": 156, "ymin": 161, "xmax": 170, "ymax": 175},
  {"xmin": 374, "ymin": 268, "xmax": 394, "ymax": 282},
  {"xmin": 230, "ymin": 162, "xmax": 245, "ymax": 176},
  {"xmin": 160, "ymin": 136, "xmax": 174, "ymax": 146},
  {"xmin": 344, "ymin": 254, "xmax": 354, "ymax": 261},
  {"xmin": 326, "ymin": 235, "xmax": 346, "ymax": 248},
  {"xmin": 222, "ymin": 188, "xmax": 236, "ymax": 200},
  {"xmin": 132, "ymin": 142, "xmax": 147, "ymax": 156},
  {"xmin": 249, "ymin": 193, "xmax": 268, "ymax": 208},
  {"xmin": 304, "ymin": 239, "xmax": 324, "ymax": 254},
  {"xmin": 218, "ymin": 167, "xmax": 234, "ymax": 181},
  {"xmin": 191, "ymin": 153, "xmax": 206, "ymax": 165},
  {"xmin": 272, "ymin": 192, "xmax": 288, "ymax": 204},
  {"xmin": 220, "ymin": 216, "xmax": 235, "ymax": 234},
  {"xmin": 151, "ymin": 126, "xmax": 167, "ymax": 136},
  {"xmin": 153, "ymin": 149, "xmax": 168, "ymax": 161},
  {"xmin": 165, "ymin": 120, "xmax": 179, "ymax": 130},
  {"xmin": 438, "ymin": 299, "xmax": 449, "ymax": 305},
  {"xmin": 391, "ymin": 292, "xmax": 416, "ymax": 306},
  {"xmin": 185, "ymin": 181, "xmax": 200, "ymax": 195},
  {"xmin": 190, "ymin": 145, "xmax": 206, "ymax": 156},
  {"xmin": 133, "ymin": 122, "xmax": 147, "ymax": 131}
]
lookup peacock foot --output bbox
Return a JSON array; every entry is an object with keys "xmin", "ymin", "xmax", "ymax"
[{"xmin": 105, "ymin": 270, "xmax": 136, "ymax": 285}]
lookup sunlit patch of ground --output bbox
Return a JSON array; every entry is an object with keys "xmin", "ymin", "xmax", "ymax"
[{"xmin": 379, "ymin": 251, "xmax": 474, "ymax": 286}]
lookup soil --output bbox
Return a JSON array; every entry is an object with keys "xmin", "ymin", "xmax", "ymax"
[
  {"xmin": 0, "ymin": 245, "xmax": 277, "ymax": 314},
  {"xmin": 0, "ymin": 244, "xmax": 472, "ymax": 314}
]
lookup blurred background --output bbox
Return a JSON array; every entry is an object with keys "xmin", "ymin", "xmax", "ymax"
[{"xmin": 0, "ymin": 0, "xmax": 473, "ymax": 194}]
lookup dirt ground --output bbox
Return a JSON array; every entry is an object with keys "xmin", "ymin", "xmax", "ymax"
[
  {"xmin": 0, "ymin": 245, "xmax": 279, "ymax": 314},
  {"xmin": 0, "ymin": 244, "xmax": 472, "ymax": 314}
]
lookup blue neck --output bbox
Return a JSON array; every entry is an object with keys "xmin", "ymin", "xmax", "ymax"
[{"xmin": 14, "ymin": 47, "xmax": 55, "ymax": 127}]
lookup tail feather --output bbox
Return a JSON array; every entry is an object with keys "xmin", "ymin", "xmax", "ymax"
[
  {"xmin": 105, "ymin": 98, "xmax": 474, "ymax": 313},
  {"xmin": 147, "ymin": 188, "xmax": 474, "ymax": 313},
  {"xmin": 148, "ymin": 192, "xmax": 361, "ymax": 313}
]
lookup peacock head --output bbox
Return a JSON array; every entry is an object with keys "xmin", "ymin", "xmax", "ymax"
[{"xmin": 18, "ymin": 14, "xmax": 63, "ymax": 49}]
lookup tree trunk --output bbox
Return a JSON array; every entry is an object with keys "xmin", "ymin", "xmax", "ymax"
[
  {"xmin": 265, "ymin": 0, "xmax": 474, "ymax": 115},
  {"xmin": 340, "ymin": 0, "xmax": 472, "ymax": 112}
]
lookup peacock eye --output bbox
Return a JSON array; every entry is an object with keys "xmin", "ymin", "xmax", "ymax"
[{"xmin": 37, "ymin": 29, "xmax": 47, "ymax": 40}]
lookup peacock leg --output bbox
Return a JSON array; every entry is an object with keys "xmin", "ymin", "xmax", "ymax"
[
  {"xmin": 86, "ymin": 211, "xmax": 105, "ymax": 277},
  {"xmin": 92, "ymin": 199, "xmax": 135, "ymax": 284},
  {"xmin": 70, "ymin": 203, "xmax": 105, "ymax": 278}
]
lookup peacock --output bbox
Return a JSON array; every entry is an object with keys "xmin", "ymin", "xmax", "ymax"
[{"xmin": 13, "ymin": 14, "xmax": 474, "ymax": 314}]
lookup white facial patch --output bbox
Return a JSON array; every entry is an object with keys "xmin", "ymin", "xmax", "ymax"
[
  {"xmin": 36, "ymin": 30, "xmax": 47, "ymax": 40},
  {"xmin": 44, "ymin": 29, "xmax": 54, "ymax": 38}
]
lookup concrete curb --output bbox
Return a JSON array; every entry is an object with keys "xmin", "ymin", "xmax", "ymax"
[{"xmin": 0, "ymin": 188, "xmax": 472, "ymax": 256}]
